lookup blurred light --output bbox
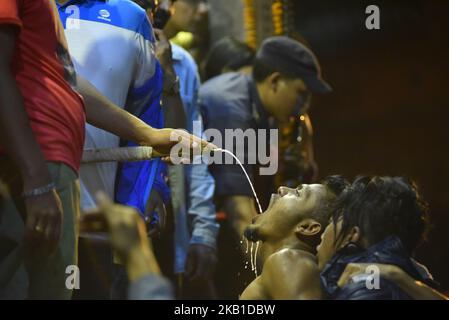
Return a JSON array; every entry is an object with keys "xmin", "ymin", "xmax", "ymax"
[
  {"xmin": 171, "ymin": 31, "xmax": 194, "ymax": 48},
  {"xmin": 272, "ymin": 0, "xmax": 284, "ymax": 35},
  {"xmin": 243, "ymin": 0, "xmax": 257, "ymax": 48}
]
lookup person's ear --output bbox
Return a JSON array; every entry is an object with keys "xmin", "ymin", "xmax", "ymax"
[
  {"xmin": 168, "ymin": 0, "xmax": 176, "ymax": 14},
  {"xmin": 295, "ymin": 219, "xmax": 322, "ymax": 237},
  {"xmin": 340, "ymin": 226, "xmax": 361, "ymax": 248},
  {"xmin": 266, "ymin": 72, "xmax": 282, "ymax": 92}
]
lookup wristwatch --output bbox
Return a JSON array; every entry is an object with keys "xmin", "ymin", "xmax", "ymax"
[{"xmin": 163, "ymin": 75, "xmax": 180, "ymax": 96}]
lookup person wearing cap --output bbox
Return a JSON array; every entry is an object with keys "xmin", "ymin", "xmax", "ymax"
[{"xmin": 199, "ymin": 36, "xmax": 332, "ymax": 297}]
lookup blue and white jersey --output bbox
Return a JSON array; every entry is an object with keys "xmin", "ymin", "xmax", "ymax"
[{"xmin": 57, "ymin": 0, "xmax": 160, "ymax": 210}]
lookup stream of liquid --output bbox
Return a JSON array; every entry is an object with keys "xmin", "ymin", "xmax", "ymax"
[
  {"xmin": 253, "ymin": 241, "xmax": 260, "ymax": 274},
  {"xmin": 240, "ymin": 239, "xmax": 260, "ymax": 277},
  {"xmin": 215, "ymin": 148, "xmax": 263, "ymax": 278},
  {"xmin": 214, "ymin": 148, "xmax": 263, "ymax": 214},
  {"xmin": 250, "ymin": 242, "xmax": 254, "ymax": 273}
]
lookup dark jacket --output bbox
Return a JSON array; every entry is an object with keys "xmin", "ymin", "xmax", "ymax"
[{"xmin": 320, "ymin": 236, "xmax": 437, "ymax": 300}]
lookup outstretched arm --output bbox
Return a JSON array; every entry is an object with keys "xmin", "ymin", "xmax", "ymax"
[
  {"xmin": 78, "ymin": 75, "xmax": 214, "ymax": 156},
  {"xmin": 78, "ymin": 75, "xmax": 158, "ymax": 149}
]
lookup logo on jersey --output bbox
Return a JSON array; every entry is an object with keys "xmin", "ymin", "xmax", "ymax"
[{"xmin": 98, "ymin": 9, "xmax": 111, "ymax": 22}]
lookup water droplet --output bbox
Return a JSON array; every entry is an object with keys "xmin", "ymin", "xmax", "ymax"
[
  {"xmin": 250, "ymin": 242, "xmax": 255, "ymax": 275},
  {"xmin": 254, "ymin": 241, "xmax": 260, "ymax": 277}
]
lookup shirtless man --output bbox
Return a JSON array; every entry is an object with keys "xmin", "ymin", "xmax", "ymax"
[
  {"xmin": 240, "ymin": 176, "xmax": 347, "ymax": 300},
  {"xmin": 241, "ymin": 175, "xmax": 446, "ymax": 300}
]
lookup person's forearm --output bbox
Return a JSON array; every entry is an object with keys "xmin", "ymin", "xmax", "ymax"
[
  {"xmin": 0, "ymin": 70, "xmax": 51, "ymax": 190},
  {"xmin": 185, "ymin": 164, "xmax": 219, "ymax": 249},
  {"xmin": 390, "ymin": 271, "xmax": 448, "ymax": 300},
  {"xmin": 190, "ymin": 219, "xmax": 219, "ymax": 249},
  {"xmin": 77, "ymin": 75, "xmax": 158, "ymax": 146}
]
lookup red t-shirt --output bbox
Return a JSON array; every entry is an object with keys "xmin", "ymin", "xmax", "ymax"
[{"xmin": 0, "ymin": 0, "xmax": 85, "ymax": 172}]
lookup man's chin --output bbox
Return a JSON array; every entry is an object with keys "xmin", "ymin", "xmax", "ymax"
[{"xmin": 243, "ymin": 226, "xmax": 263, "ymax": 242}]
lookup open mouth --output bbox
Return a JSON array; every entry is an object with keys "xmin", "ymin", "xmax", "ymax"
[
  {"xmin": 244, "ymin": 226, "xmax": 261, "ymax": 242},
  {"xmin": 266, "ymin": 193, "xmax": 280, "ymax": 211}
]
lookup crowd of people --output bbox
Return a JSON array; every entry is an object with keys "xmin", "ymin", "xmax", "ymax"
[{"xmin": 0, "ymin": 0, "xmax": 447, "ymax": 300}]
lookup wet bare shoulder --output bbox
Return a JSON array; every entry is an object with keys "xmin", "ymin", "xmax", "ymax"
[
  {"xmin": 262, "ymin": 248, "xmax": 322, "ymax": 299},
  {"xmin": 265, "ymin": 248, "xmax": 319, "ymax": 275}
]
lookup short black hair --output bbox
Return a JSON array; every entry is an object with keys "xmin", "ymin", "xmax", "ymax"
[
  {"xmin": 133, "ymin": 0, "xmax": 156, "ymax": 11},
  {"xmin": 309, "ymin": 175, "xmax": 349, "ymax": 226},
  {"xmin": 204, "ymin": 36, "xmax": 255, "ymax": 81},
  {"xmin": 331, "ymin": 176, "xmax": 431, "ymax": 254}
]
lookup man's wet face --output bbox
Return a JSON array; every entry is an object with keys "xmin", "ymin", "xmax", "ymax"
[{"xmin": 244, "ymin": 184, "xmax": 328, "ymax": 242}]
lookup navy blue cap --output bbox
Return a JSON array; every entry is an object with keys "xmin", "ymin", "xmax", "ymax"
[{"xmin": 257, "ymin": 36, "xmax": 332, "ymax": 94}]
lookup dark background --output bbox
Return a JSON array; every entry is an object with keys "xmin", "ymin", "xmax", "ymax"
[{"xmin": 295, "ymin": 0, "xmax": 449, "ymax": 290}]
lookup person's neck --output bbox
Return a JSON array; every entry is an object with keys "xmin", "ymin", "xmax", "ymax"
[
  {"xmin": 163, "ymin": 22, "xmax": 179, "ymax": 40},
  {"xmin": 263, "ymin": 236, "xmax": 314, "ymax": 258}
]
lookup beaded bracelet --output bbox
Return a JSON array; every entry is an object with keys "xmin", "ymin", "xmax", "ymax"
[{"xmin": 22, "ymin": 182, "xmax": 56, "ymax": 198}]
